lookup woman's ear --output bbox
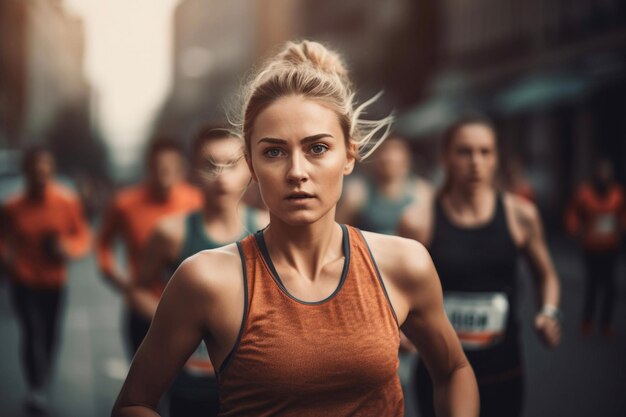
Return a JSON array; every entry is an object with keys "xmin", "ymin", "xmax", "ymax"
[
  {"xmin": 245, "ymin": 154, "xmax": 258, "ymax": 183},
  {"xmin": 343, "ymin": 143, "xmax": 357, "ymax": 176}
]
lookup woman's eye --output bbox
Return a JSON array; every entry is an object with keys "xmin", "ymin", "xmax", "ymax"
[
  {"xmin": 264, "ymin": 148, "xmax": 283, "ymax": 158},
  {"xmin": 310, "ymin": 144, "xmax": 328, "ymax": 155}
]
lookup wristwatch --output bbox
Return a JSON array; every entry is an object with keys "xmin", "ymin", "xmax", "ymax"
[{"xmin": 540, "ymin": 304, "xmax": 563, "ymax": 323}]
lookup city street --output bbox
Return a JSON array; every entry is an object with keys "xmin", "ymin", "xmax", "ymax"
[{"xmin": 0, "ymin": 236, "xmax": 625, "ymax": 417}]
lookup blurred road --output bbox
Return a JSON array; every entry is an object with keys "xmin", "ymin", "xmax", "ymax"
[{"xmin": 0, "ymin": 235, "xmax": 624, "ymax": 417}]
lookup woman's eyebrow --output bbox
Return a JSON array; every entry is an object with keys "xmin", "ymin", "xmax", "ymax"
[
  {"xmin": 257, "ymin": 133, "xmax": 334, "ymax": 145},
  {"xmin": 258, "ymin": 137, "xmax": 287, "ymax": 144},
  {"xmin": 301, "ymin": 133, "xmax": 333, "ymax": 144}
]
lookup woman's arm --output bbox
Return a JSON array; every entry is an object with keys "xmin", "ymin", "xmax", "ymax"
[
  {"xmin": 128, "ymin": 219, "xmax": 182, "ymax": 320},
  {"xmin": 97, "ymin": 200, "xmax": 130, "ymax": 291},
  {"xmin": 399, "ymin": 240, "xmax": 479, "ymax": 417},
  {"xmin": 513, "ymin": 198, "xmax": 562, "ymax": 348},
  {"xmin": 112, "ymin": 257, "xmax": 214, "ymax": 417}
]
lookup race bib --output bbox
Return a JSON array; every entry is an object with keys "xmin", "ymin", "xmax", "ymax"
[
  {"xmin": 444, "ymin": 292, "xmax": 509, "ymax": 350},
  {"xmin": 593, "ymin": 214, "xmax": 618, "ymax": 236},
  {"xmin": 184, "ymin": 342, "xmax": 215, "ymax": 376}
]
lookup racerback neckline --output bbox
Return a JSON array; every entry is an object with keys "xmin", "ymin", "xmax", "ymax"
[{"xmin": 254, "ymin": 224, "xmax": 351, "ymax": 306}]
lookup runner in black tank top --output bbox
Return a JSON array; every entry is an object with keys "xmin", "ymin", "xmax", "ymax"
[
  {"xmin": 397, "ymin": 113, "xmax": 562, "ymax": 417},
  {"xmin": 416, "ymin": 195, "xmax": 523, "ymax": 417}
]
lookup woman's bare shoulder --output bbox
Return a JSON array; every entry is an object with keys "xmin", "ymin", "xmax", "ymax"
[
  {"xmin": 358, "ymin": 230, "xmax": 434, "ymax": 289},
  {"xmin": 170, "ymin": 243, "xmax": 244, "ymax": 298}
]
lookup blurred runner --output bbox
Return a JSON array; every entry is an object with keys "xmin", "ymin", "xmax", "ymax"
[
  {"xmin": 0, "ymin": 146, "xmax": 91, "ymax": 414},
  {"xmin": 97, "ymin": 137, "xmax": 201, "ymax": 356},
  {"xmin": 338, "ymin": 134, "xmax": 432, "ymax": 235},
  {"xmin": 129, "ymin": 127, "xmax": 267, "ymax": 417},
  {"xmin": 565, "ymin": 157, "xmax": 625, "ymax": 338},
  {"xmin": 398, "ymin": 113, "xmax": 562, "ymax": 417}
]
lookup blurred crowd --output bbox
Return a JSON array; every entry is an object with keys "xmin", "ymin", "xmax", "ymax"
[
  {"xmin": 1, "ymin": 1, "xmax": 625, "ymax": 416},
  {"xmin": 0, "ymin": 115, "xmax": 624, "ymax": 415}
]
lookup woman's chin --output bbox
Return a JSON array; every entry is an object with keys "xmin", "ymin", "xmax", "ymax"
[{"xmin": 270, "ymin": 209, "xmax": 334, "ymax": 227}]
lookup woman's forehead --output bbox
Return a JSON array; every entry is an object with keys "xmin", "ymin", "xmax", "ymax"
[
  {"xmin": 198, "ymin": 140, "xmax": 243, "ymax": 163},
  {"xmin": 452, "ymin": 124, "xmax": 496, "ymax": 146},
  {"xmin": 251, "ymin": 96, "xmax": 344, "ymax": 143}
]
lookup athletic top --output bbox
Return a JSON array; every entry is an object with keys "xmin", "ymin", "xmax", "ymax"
[
  {"xmin": 428, "ymin": 195, "xmax": 521, "ymax": 382},
  {"xmin": 0, "ymin": 182, "xmax": 91, "ymax": 289},
  {"xmin": 177, "ymin": 209, "xmax": 258, "ymax": 263},
  {"xmin": 356, "ymin": 179, "xmax": 415, "ymax": 235},
  {"xmin": 97, "ymin": 182, "xmax": 201, "ymax": 292},
  {"xmin": 565, "ymin": 182, "xmax": 625, "ymax": 251},
  {"xmin": 217, "ymin": 225, "xmax": 403, "ymax": 417}
]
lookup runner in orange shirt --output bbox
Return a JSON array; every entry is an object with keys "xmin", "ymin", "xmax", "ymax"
[
  {"xmin": 97, "ymin": 138, "xmax": 201, "ymax": 356},
  {"xmin": 0, "ymin": 146, "xmax": 91, "ymax": 414},
  {"xmin": 565, "ymin": 158, "xmax": 625, "ymax": 338}
]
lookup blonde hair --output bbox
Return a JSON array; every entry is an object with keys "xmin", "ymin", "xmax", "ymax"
[{"xmin": 231, "ymin": 40, "xmax": 393, "ymax": 161}]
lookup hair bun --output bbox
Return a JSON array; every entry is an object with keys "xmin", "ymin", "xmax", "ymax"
[{"xmin": 277, "ymin": 41, "xmax": 348, "ymax": 79}]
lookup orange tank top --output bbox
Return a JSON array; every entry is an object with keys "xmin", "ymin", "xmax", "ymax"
[{"xmin": 217, "ymin": 225, "xmax": 403, "ymax": 417}]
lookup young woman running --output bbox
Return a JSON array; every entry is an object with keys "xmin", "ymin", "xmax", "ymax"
[
  {"xmin": 398, "ymin": 113, "xmax": 562, "ymax": 417},
  {"xmin": 112, "ymin": 40, "xmax": 479, "ymax": 417},
  {"xmin": 129, "ymin": 127, "xmax": 267, "ymax": 417}
]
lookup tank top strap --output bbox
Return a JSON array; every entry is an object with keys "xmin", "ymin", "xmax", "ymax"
[
  {"xmin": 432, "ymin": 196, "xmax": 448, "ymax": 234},
  {"xmin": 349, "ymin": 227, "xmax": 400, "ymax": 327},
  {"xmin": 218, "ymin": 235, "xmax": 254, "ymax": 376},
  {"xmin": 492, "ymin": 193, "xmax": 508, "ymax": 229}
]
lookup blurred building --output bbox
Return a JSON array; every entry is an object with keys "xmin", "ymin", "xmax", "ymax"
[
  {"xmin": 154, "ymin": 0, "xmax": 259, "ymax": 142},
  {"xmin": 153, "ymin": 0, "xmax": 429, "ymax": 146},
  {"xmin": 396, "ymin": 0, "xmax": 626, "ymax": 219},
  {"xmin": 153, "ymin": 0, "xmax": 625, "ymax": 221},
  {"xmin": 0, "ymin": 0, "xmax": 89, "ymax": 148},
  {"xmin": 0, "ymin": 0, "xmax": 109, "ymax": 183}
]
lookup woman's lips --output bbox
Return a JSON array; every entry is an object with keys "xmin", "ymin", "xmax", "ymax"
[{"xmin": 286, "ymin": 192, "xmax": 315, "ymax": 199}]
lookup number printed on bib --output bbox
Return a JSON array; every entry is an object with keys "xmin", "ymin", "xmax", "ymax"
[{"xmin": 444, "ymin": 292, "xmax": 509, "ymax": 350}]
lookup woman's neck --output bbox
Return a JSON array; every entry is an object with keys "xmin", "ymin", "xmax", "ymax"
[
  {"xmin": 263, "ymin": 210, "xmax": 343, "ymax": 283},
  {"xmin": 201, "ymin": 198, "xmax": 246, "ymax": 240},
  {"xmin": 26, "ymin": 182, "xmax": 49, "ymax": 202},
  {"xmin": 376, "ymin": 175, "xmax": 407, "ymax": 199},
  {"xmin": 146, "ymin": 182, "xmax": 172, "ymax": 203},
  {"xmin": 203, "ymin": 197, "xmax": 241, "ymax": 223},
  {"xmin": 444, "ymin": 184, "xmax": 496, "ymax": 224}
]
